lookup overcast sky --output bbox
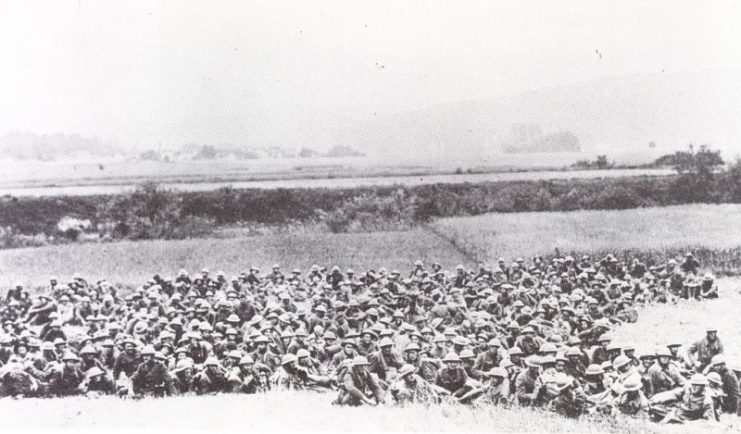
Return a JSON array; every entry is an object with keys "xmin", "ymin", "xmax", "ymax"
[{"xmin": 0, "ymin": 0, "xmax": 739, "ymax": 149}]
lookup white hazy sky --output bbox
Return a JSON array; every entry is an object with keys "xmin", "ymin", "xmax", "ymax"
[{"xmin": 0, "ymin": 0, "xmax": 739, "ymax": 149}]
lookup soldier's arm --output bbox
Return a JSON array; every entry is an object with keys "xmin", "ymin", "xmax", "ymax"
[
  {"xmin": 112, "ymin": 356, "xmax": 123, "ymax": 380},
  {"xmin": 515, "ymin": 373, "xmax": 529, "ymax": 402},
  {"xmin": 702, "ymin": 396, "xmax": 715, "ymax": 421},
  {"xmin": 368, "ymin": 373, "xmax": 385, "ymax": 403},
  {"xmin": 342, "ymin": 373, "xmax": 367, "ymax": 402}
]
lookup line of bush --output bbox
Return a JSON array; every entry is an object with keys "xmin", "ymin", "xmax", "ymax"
[{"xmin": 1, "ymin": 147, "xmax": 739, "ymax": 248}]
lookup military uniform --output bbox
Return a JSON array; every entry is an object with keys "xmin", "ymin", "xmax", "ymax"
[
  {"xmin": 336, "ymin": 368, "xmax": 384, "ymax": 406},
  {"xmin": 130, "ymin": 360, "xmax": 172, "ymax": 396}
]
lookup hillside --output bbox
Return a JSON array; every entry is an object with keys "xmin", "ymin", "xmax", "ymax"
[{"xmin": 349, "ymin": 70, "xmax": 741, "ymax": 161}]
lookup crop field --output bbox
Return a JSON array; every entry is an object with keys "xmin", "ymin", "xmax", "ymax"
[
  {"xmin": 3, "ymin": 203, "xmax": 741, "ymax": 289},
  {"xmin": 432, "ymin": 204, "xmax": 741, "ymax": 273},
  {"xmin": 0, "ymin": 228, "xmax": 473, "ymax": 288}
]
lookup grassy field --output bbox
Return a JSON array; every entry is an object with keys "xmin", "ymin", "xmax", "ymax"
[
  {"xmin": 3, "ymin": 383, "xmax": 740, "ymax": 432},
  {"xmin": 0, "ymin": 229, "xmax": 473, "ymax": 288},
  {"xmin": 3, "ymin": 203, "xmax": 741, "ymax": 288},
  {"xmin": 432, "ymin": 204, "xmax": 741, "ymax": 273},
  {"xmin": 0, "ymin": 389, "xmax": 732, "ymax": 432}
]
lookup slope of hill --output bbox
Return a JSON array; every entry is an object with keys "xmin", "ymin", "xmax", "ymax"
[{"xmin": 349, "ymin": 70, "xmax": 741, "ymax": 161}]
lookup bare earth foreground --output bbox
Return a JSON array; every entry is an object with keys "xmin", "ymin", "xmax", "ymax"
[{"xmin": 1, "ymin": 280, "xmax": 739, "ymax": 433}]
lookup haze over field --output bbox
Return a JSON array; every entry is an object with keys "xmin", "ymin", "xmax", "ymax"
[{"xmin": 0, "ymin": 1, "xmax": 739, "ymax": 163}]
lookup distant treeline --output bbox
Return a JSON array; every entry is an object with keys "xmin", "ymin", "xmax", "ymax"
[{"xmin": 1, "ymin": 147, "xmax": 739, "ymax": 248}]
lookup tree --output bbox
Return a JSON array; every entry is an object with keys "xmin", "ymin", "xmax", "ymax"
[
  {"xmin": 193, "ymin": 145, "xmax": 218, "ymax": 160},
  {"xmin": 670, "ymin": 145, "xmax": 724, "ymax": 203},
  {"xmin": 595, "ymin": 155, "xmax": 610, "ymax": 170}
]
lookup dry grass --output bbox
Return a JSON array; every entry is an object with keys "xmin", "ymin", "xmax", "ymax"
[
  {"xmin": 432, "ymin": 204, "xmax": 741, "ymax": 269},
  {"xmin": 0, "ymin": 391, "xmax": 657, "ymax": 432},
  {"xmin": 613, "ymin": 278, "xmax": 741, "ymax": 366},
  {"xmin": 0, "ymin": 229, "xmax": 473, "ymax": 288},
  {"xmin": 1, "ymin": 389, "xmax": 738, "ymax": 432}
]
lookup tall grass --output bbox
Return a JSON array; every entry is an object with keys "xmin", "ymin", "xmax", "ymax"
[
  {"xmin": 432, "ymin": 204, "xmax": 741, "ymax": 273},
  {"xmin": 0, "ymin": 229, "xmax": 472, "ymax": 288}
]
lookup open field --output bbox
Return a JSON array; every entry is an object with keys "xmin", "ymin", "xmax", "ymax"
[
  {"xmin": 432, "ymin": 204, "xmax": 741, "ymax": 273},
  {"xmin": 1, "ymin": 166, "xmax": 671, "ymax": 197},
  {"xmin": 0, "ymin": 151, "xmax": 664, "ymax": 192},
  {"xmin": 613, "ymin": 278, "xmax": 741, "ymax": 366},
  {"xmin": 3, "ymin": 203, "xmax": 741, "ymax": 288},
  {"xmin": 0, "ymin": 229, "xmax": 473, "ymax": 288},
  {"xmin": 0, "ymin": 389, "xmax": 735, "ymax": 433}
]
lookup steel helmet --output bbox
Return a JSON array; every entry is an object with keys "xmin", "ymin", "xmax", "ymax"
[
  {"xmin": 612, "ymin": 355, "xmax": 631, "ymax": 370},
  {"xmin": 352, "ymin": 356, "xmax": 370, "ymax": 367},
  {"xmin": 484, "ymin": 367, "xmax": 508, "ymax": 378},
  {"xmin": 706, "ymin": 372, "xmax": 723, "ymax": 386},
  {"xmin": 378, "ymin": 337, "xmax": 394, "ymax": 348},
  {"xmin": 281, "ymin": 354, "xmax": 298, "ymax": 366},
  {"xmin": 690, "ymin": 374, "xmax": 708, "ymax": 386},
  {"xmin": 442, "ymin": 352, "xmax": 461, "ymax": 363},
  {"xmin": 622, "ymin": 376, "xmax": 642, "ymax": 392},
  {"xmin": 398, "ymin": 364, "xmax": 417, "ymax": 378}
]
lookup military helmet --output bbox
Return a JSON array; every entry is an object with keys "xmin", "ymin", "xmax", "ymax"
[
  {"xmin": 61, "ymin": 351, "xmax": 80, "ymax": 362},
  {"xmin": 379, "ymin": 337, "xmax": 394, "ymax": 348},
  {"xmin": 442, "ymin": 352, "xmax": 461, "ymax": 363},
  {"xmin": 484, "ymin": 367, "xmax": 508, "ymax": 378},
  {"xmin": 584, "ymin": 364, "xmax": 604, "ymax": 376},
  {"xmin": 281, "ymin": 354, "xmax": 298, "ymax": 366},
  {"xmin": 459, "ymin": 349, "xmax": 475, "ymax": 360},
  {"xmin": 706, "ymin": 372, "xmax": 723, "ymax": 386},
  {"xmin": 612, "ymin": 355, "xmax": 631, "ymax": 370},
  {"xmin": 87, "ymin": 366, "xmax": 105, "ymax": 378},
  {"xmin": 352, "ymin": 356, "xmax": 370, "ymax": 367},
  {"xmin": 622, "ymin": 376, "xmax": 642, "ymax": 392},
  {"xmin": 554, "ymin": 373, "xmax": 573, "ymax": 391},
  {"xmin": 398, "ymin": 364, "xmax": 416, "ymax": 378},
  {"xmin": 404, "ymin": 343, "xmax": 421, "ymax": 352},
  {"xmin": 690, "ymin": 374, "xmax": 708, "ymax": 386}
]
